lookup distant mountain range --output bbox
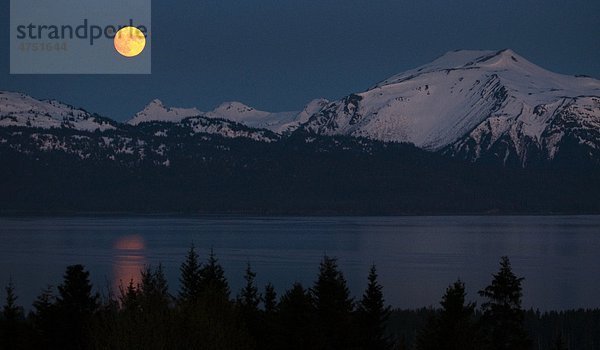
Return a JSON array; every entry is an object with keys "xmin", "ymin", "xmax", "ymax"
[
  {"xmin": 2, "ymin": 49, "xmax": 599, "ymax": 167},
  {"xmin": 1, "ymin": 49, "xmax": 599, "ymax": 213}
]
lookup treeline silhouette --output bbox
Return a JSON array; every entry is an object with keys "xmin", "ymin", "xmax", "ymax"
[{"xmin": 1, "ymin": 250, "xmax": 599, "ymax": 350}]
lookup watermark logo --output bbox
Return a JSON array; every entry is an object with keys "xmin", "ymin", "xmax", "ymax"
[{"xmin": 10, "ymin": 0, "xmax": 151, "ymax": 74}]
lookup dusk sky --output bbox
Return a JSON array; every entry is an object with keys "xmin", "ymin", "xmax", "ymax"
[{"xmin": 1, "ymin": 0, "xmax": 599, "ymax": 121}]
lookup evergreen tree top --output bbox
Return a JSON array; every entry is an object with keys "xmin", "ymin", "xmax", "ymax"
[
  {"xmin": 263, "ymin": 282, "xmax": 278, "ymax": 313},
  {"xmin": 199, "ymin": 248, "xmax": 230, "ymax": 298},
  {"xmin": 3, "ymin": 279, "xmax": 23, "ymax": 322},
  {"xmin": 179, "ymin": 244, "xmax": 202, "ymax": 303},
  {"xmin": 479, "ymin": 256, "xmax": 525, "ymax": 309},
  {"xmin": 478, "ymin": 256, "xmax": 531, "ymax": 350},
  {"xmin": 357, "ymin": 265, "xmax": 393, "ymax": 350},
  {"xmin": 440, "ymin": 280, "xmax": 475, "ymax": 319},
  {"xmin": 311, "ymin": 255, "xmax": 354, "ymax": 319},
  {"xmin": 237, "ymin": 263, "xmax": 260, "ymax": 311},
  {"xmin": 57, "ymin": 264, "xmax": 99, "ymax": 313}
]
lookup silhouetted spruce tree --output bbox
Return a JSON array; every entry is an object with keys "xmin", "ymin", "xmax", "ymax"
[
  {"xmin": 237, "ymin": 263, "xmax": 261, "ymax": 314},
  {"xmin": 416, "ymin": 280, "xmax": 480, "ymax": 350},
  {"xmin": 479, "ymin": 256, "xmax": 531, "ymax": 350},
  {"xmin": 179, "ymin": 244, "xmax": 202, "ymax": 304},
  {"xmin": 199, "ymin": 248, "xmax": 230, "ymax": 298},
  {"xmin": 55, "ymin": 264, "xmax": 99, "ymax": 350},
  {"xmin": 176, "ymin": 245, "xmax": 204, "ymax": 348},
  {"xmin": 176, "ymin": 250, "xmax": 252, "ymax": 350},
  {"xmin": 119, "ymin": 279, "xmax": 142, "ymax": 313},
  {"xmin": 356, "ymin": 265, "xmax": 392, "ymax": 350},
  {"xmin": 1, "ymin": 279, "xmax": 24, "ymax": 349},
  {"xmin": 140, "ymin": 264, "xmax": 170, "ymax": 310},
  {"xmin": 2, "ymin": 280, "xmax": 21, "ymax": 321},
  {"xmin": 237, "ymin": 263, "xmax": 261, "ymax": 346},
  {"xmin": 131, "ymin": 264, "xmax": 173, "ymax": 349},
  {"xmin": 264, "ymin": 283, "xmax": 277, "ymax": 314},
  {"xmin": 90, "ymin": 265, "xmax": 173, "ymax": 350},
  {"xmin": 57, "ymin": 265, "xmax": 99, "ymax": 314},
  {"xmin": 262, "ymin": 282, "xmax": 278, "ymax": 350},
  {"xmin": 30, "ymin": 285, "xmax": 57, "ymax": 349},
  {"xmin": 311, "ymin": 255, "xmax": 355, "ymax": 350},
  {"xmin": 275, "ymin": 283, "xmax": 319, "ymax": 350}
]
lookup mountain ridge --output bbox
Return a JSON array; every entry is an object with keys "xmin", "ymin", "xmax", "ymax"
[
  {"xmin": 303, "ymin": 49, "xmax": 600, "ymax": 165},
  {"xmin": 2, "ymin": 49, "xmax": 599, "ymax": 167}
]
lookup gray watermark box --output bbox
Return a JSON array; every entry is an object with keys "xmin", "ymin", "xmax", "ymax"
[{"xmin": 10, "ymin": 0, "xmax": 151, "ymax": 74}]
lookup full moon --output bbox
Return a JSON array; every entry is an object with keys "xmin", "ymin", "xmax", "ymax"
[{"xmin": 114, "ymin": 26, "xmax": 146, "ymax": 58}]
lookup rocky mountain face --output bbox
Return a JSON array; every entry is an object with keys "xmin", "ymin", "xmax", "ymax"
[{"xmin": 302, "ymin": 49, "xmax": 600, "ymax": 166}]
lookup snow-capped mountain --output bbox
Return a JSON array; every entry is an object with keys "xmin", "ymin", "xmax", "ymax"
[
  {"xmin": 127, "ymin": 100, "xmax": 285, "ymax": 140},
  {"xmin": 128, "ymin": 99, "xmax": 202, "ymax": 125},
  {"xmin": 2, "ymin": 49, "xmax": 600, "ymax": 167},
  {"xmin": 0, "ymin": 91, "xmax": 116, "ymax": 131},
  {"xmin": 0, "ymin": 92, "xmax": 279, "ymax": 143},
  {"xmin": 128, "ymin": 98, "xmax": 330, "ymax": 134},
  {"xmin": 304, "ymin": 49, "xmax": 600, "ymax": 165}
]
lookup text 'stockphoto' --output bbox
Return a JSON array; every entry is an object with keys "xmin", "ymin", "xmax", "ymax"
[{"xmin": 0, "ymin": 0, "xmax": 599, "ymax": 349}]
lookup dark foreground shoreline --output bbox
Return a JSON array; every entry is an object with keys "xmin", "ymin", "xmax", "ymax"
[{"xmin": 2, "ymin": 251, "xmax": 598, "ymax": 350}]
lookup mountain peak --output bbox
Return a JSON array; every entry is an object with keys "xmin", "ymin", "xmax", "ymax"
[
  {"xmin": 149, "ymin": 99, "xmax": 164, "ymax": 107},
  {"xmin": 207, "ymin": 101, "xmax": 270, "ymax": 121},
  {"xmin": 212, "ymin": 101, "xmax": 262, "ymax": 113},
  {"xmin": 419, "ymin": 49, "xmax": 529, "ymax": 72},
  {"xmin": 128, "ymin": 99, "xmax": 202, "ymax": 125}
]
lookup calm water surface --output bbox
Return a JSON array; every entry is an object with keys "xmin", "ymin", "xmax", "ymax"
[{"xmin": 1, "ymin": 215, "xmax": 599, "ymax": 310}]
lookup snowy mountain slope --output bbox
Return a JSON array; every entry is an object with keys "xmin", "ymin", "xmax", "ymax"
[
  {"xmin": 0, "ymin": 91, "xmax": 116, "ymax": 131},
  {"xmin": 128, "ymin": 99, "xmax": 202, "ymax": 125},
  {"xmin": 276, "ymin": 98, "xmax": 330, "ymax": 134},
  {"xmin": 447, "ymin": 96, "xmax": 600, "ymax": 165},
  {"xmin": 303, "ymin": 49, "xmax": 600, "ymax": 165},
  {"xmin": 129, "ymin": 98, "xmax": 330, "ymax": 134},
  {"xmin": 205, "ymin": 101, "xmax": 298, "ymax": 132}
]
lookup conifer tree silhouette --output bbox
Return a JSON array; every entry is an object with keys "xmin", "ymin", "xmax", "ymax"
[
  {"xmin": 55, "ymin": 264, "xmax": 99, "ymax": 350},
  {"xmin": 479, "ymin": 257, "xmax": 531, "ymax": 350},
  {"xmin": 1, "ymin": 279, "xmax": 24, "ymax": 349},
  {"xmin": 276, "ymin": 283, "xmax": 318, "ymax": 350},
  {"xmin": 357, "ymin": 265, "xmax": 392, "ymax": 350},
  {"xmin": 179, "ymin": 244, "xmax": 202, "ymax": 304},
  {"xmin": 263, "ymin": 282, "xmax": 277, "ymax": 314},
  {"xmin": 311, "ymin": 255, "xmax": 355, "ymax": 350},
  {"xmin": 416, "ymin": 280, "xmax": 480, "ymax": 350},
  {"xmin": 199, "ymin": 248, "xmax": 230, "ymax": 298}
]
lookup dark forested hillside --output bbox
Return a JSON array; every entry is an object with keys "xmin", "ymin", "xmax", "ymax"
[{"xmin": 1, "ymin": 127, "xmax": 599, "ymax": 214}]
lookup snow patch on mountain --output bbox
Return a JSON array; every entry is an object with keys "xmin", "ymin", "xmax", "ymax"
[
  {"xmin": 205, "ymin": 101, "xmax": 299, "ymax": 132},
  {"xmin": 183, "ymin": 116, "xmax": 279, "ymax": 142}
]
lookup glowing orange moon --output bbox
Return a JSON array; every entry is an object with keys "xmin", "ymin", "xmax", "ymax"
[{"xmin": 114, "ymin": 26, "xmax": 146, "ymax": 57}]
